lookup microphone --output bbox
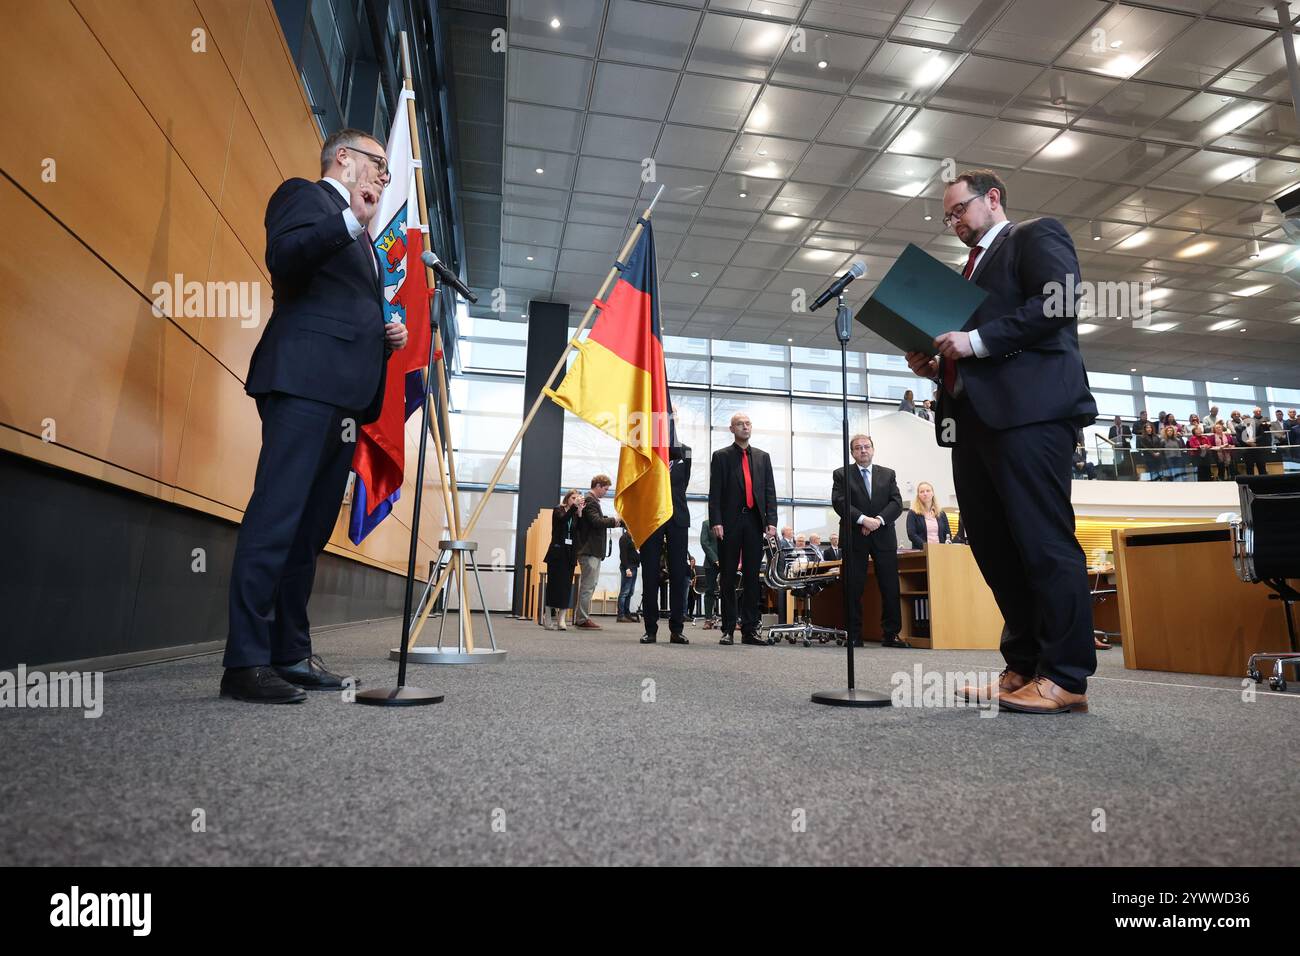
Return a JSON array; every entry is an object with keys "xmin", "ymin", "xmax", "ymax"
[
  {"xmin": 420, "ymin": 250, "xmax": 478, "ymax": 303},
  {"xmin": 809, "ymin": 260, "xmax": 866, "ymax": 312}
]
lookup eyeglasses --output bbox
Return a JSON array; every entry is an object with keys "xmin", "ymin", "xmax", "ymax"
[
  {"xmin": 343, "ymin": 145, "xmax": 389, "ymax": 178},
  {"xmin": 942, "ymin": 191, "xmax": 987, "ymax": 227}
]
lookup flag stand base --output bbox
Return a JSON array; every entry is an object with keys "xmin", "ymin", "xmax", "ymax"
[
  {"xmin": 811, "ymin": 688, "xmax": 892, "ymax": 707},
  {"xmin": 394, "ymin": 540, "xmax": 506, "ymax": 665},
  {"xmin": 355, "ymin": 685, "xmax": 445, "ymax": 706}
]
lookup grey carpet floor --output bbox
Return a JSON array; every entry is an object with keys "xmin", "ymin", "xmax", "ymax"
[{"xmin": 2, "ymin": 614, "xmax": 1297, "ymax": 866}]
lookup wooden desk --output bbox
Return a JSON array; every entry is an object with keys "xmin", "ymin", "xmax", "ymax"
[
  {"xmin": 1112, "ymin": 522, "xmax": 1289, "ymax": 677},
  {"xmin": 810, "ymin": 544, "xmax": 1003, "ymax": 649}
]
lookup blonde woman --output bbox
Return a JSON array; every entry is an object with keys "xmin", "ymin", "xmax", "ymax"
[{"xmin": 905, "ymin": 481, "xmax": 952, "ymax": 550}]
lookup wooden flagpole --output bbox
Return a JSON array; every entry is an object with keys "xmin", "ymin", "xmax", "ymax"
[{"xmin": 407, "ymin": 182, "xmax": 666, "ymax": 649}]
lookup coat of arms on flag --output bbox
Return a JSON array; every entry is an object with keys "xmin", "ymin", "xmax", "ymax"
[{"xmin": 348, "ymin": 90, "xmax": 433, "ymax": 544}]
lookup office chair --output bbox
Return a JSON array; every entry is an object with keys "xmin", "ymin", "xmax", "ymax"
[
  {"xmin": 1229, "ymin": 474, "xmax": 1300, "ymax": 692},
  {"xmin": 761, "ymin": 536, "xmax": 846, "ymax": 647}
]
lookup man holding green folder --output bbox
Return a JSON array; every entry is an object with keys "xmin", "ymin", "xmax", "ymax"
[{"xmin": 905, "ymin": 169, "xmax": 1098, "ymax": 715}]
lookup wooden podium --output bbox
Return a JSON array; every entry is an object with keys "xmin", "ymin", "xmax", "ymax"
[
  {"xmin": 1112, "ymin": 522, "xmax": 1290, "ymax": 677},
  {"xmin": 810, "ymin": 544, "xmax": 1003, "ymax": 649}
]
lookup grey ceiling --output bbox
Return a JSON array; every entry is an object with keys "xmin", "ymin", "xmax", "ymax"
[{"xmin": 477, "ymin": 0, "xmax": 1300, "ymax": 387}]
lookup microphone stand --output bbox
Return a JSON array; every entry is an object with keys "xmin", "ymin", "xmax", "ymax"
[
  {"xmin": 811, "ymin": 293, "xmax": 892, "ymax": 709},
  {"xmin": 355, "ymin": 286, "xmax": 451, "ymax": 707}
]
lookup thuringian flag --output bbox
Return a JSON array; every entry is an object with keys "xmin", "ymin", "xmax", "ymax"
[
  {"xmin": 546, "ymin": 221, "xmax": 676, "ymax": 547},
  {"xmin": 348, "ymin": 88, "xmax": 433, "ymax": 544}
]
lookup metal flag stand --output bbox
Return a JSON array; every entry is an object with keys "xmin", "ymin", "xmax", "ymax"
[
  {"xmin": 395, "ymin": 539, "xmax": 506, "ymax": 664},
  {"xmin": 811, "ymin": 294, "xmax": 893, "ymax": 708},
  {"xmin": 400, "ymin": 182, "xmax": 668, "ymax": 653},
  {"xmin": 355, "ymin": 31, "xmax": 462, "ymax": 704}
]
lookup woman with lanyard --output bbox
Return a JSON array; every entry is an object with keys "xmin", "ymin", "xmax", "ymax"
[{"xmin": 544, "ymin": 490, "xmax": 584, "ymax": 630}]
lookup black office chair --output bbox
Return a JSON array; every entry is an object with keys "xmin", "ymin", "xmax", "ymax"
[
  {"xmin": 1230, "ymin": 474, "xmax": 1300, "ymax": 692},
  {"xmin": 761, "ymin": 536, "xmax": 846, "ymax": 647}
]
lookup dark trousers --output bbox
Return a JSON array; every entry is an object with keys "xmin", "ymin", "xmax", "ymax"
[
  {"xmin": 224, "ymin": 393, "xmax": 358, "ymax": 668},
  {"xmin": 703, "ymin": 561, "xmax": 718, "ymax": 618},
  {"xmin": 640, "ymin": 521, "xmax": 687, "ymax": 636},
  {"xmin": 843, "ymin": 543, "xmax": 901, "ymax": 642},
  {"xmin": 719, "ymin": 510, "xmax": 765, "ymax": 636},
  {"xmin": 950, "ymin": 399, "xmax": 1096, "ymax": 694},
  {"xmin": 617, "ymin": 566, "xmax": 638, "ymax": 617}
]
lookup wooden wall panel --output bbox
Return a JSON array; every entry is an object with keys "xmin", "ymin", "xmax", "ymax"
[
  {"xmin": 195, "ymin": 0, "xmax": 253, "ymax": 80},
  {"xmin": 199, "ymin": 218, "xmax": 273, "ymax": 377},
  {"xmin": 238, "ymin": 0, "xmax": 322, "ymax": 181},
  {"xmin": 218, "ymin": 98, "xmax": 282, "ymax": 277},
  {"xmin": 174, "ymin": 354, "xmax": 261, "ymax": 510},
  {"xmin": 71, "ymin": 0, "xmax": 240, "ymax": 203},
  {"xmin": 1, "ymin": 0, "xmax": 436, "ymax": 585},
  {"xmin": 0, "ymin": 178, "xmax": 197, "ymax": 485},
  {"xmin": 0, "ymin": 0, "xmax": 218, "ymax": 307}
]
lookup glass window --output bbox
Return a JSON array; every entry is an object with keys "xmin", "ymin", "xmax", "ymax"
[
  {"xmin": 711, "ymin": 359, "xmax": 789, "ymax": 391},
  {"xmin": 670, "ymin": 392, "xmax": 711, "ymax": 495},
  {"xmin": 711, "ymin": 394, "xmax": 791, "ymax": 497},
  {"xmin": 1087, "ymin": 371, "xmax": 1134, "ymax": 391},
  {"xmin": 867, "ymin": 351, "xmax": 911, "ymax": 372},
  {"xmin": 1207, "ymin": 381, "xmax": 1256, "ymax": 400},
  {"xmin": 1142, "ymin": 376, "xmax": 1195, "ymax": 396},
  {"xmin": 1268, "ymin": 386, "xmax": 1300, "ymax": 405},
  {"xmin": 449, "ymin": 377, "xmax": 523, "ymax": 483},
  {"xmin": 1143, "ymin": 396, "xmax": 1201, "ymax": 422},
  {"xmin": 1091, "ymin": 390, "xmax": 1135, "ymax": 417}
]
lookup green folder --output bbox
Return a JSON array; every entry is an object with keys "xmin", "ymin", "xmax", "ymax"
[{"xmin": 854, "ymin": 243, "xmax": 987, "ymax": 354}]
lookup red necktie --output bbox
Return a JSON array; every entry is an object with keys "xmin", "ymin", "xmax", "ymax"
[
  {"xmin": 943, "ymin": 246, "xmax": 983, "ymax": 395},
  {"xmin": 741, "ymin": 449, "xmax": 754, "ymax": 509}
]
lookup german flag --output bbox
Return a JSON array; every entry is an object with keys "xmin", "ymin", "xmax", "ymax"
[{"xmin": 546, "ymin": 221, "xmax": 675, "ymax": 547}]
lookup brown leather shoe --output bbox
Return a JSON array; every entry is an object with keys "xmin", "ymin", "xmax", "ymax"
[
  {"xmin": 955, "ymin": 668, "xmax": 1029, "ymax": 703},
  {"xmin": 997, "ymin": 676, "xmax": 1089, "ymax": 714},
  {"xmin": 576, "ymin": 620, "xmax": 602, "ymax": 630}
]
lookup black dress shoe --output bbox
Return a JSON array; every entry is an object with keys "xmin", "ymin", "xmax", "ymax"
[
  {"xmin": 880, "ymin": 635, "xmax": 911, "ymax": 648},
  {"xmin": 741, "ymin": 634, "xmax": 767, "ymax": 646},
  {"xmin": 272, "ymin": 654, "xmax": 352, "ymax": 690},
  {"xmin": 640, "ymin": 634, "xmax": 658, "ymax": 644},
  {"xmin": 719, "ymin": 633, "xmax": 735, "ymax": 645},
  {"xmin": 220, "ymin": 666, "xmax": 307, "ymax": 704},
  {"xmin": 670, "ymin": 632, "xmax": 689, "ymax": 645}
]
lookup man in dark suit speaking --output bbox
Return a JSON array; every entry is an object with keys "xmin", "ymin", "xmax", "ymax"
[
  {"xmin": 709, "ymin": 413, "xmax": 777, "ymax": 646},
  {"xmin": 907, "ymin": 169, "xmax": 1097, "ymax": 715},
  {"xmin": 832, "ymin": 435, "xmax": 905, "ymax": 648},
  {"xmin": 222, "ymin": 128, "xmax": 408, "ymax": 704},
  {"xmin": 639, "ymin": 444, "xmax": 691, "ymax": 645}
]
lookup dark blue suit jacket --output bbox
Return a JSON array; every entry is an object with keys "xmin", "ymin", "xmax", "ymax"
[
  {"xmin": 246, "ymin": 179, "xmax": 388, "ymax": 423},
  {"xmin": 935, "ymin": 218, "xmax": 1097, "ymax": 445}
]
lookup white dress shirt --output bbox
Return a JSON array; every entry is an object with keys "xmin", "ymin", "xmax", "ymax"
[
  {"xmin": 322, "ymin": 176, "xmax": 366, "ymax": 240},
  {"xmin": 855, "ymin": 464, "xmax": 878, "ymax": 529},
  {"xmin": 963, "ymin": 218, "xmax": 1010, "ymax": 360}
]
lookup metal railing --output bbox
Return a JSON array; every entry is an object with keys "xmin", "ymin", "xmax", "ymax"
[{"xmin": 1089, "ymin": 435, "xmax": 1300, "ymax": 481}]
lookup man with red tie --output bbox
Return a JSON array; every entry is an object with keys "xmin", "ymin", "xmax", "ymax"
[
  {"xmin": 906, "ymin": 169, "xmax": 1098, "ymax": 715},
  {"xmin": 709, "ymin": 413, "xmax": 778, "ymax": 646}
]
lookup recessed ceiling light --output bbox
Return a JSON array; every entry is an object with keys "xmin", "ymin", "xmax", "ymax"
[
  {"xmin": 1130, "ymin": 368, "xmax": 1137, "ymax": 372},
  {"xmin": 690, "ymin": 271, "xmax": 700, "ymax": 278},
  {"xmin": 1234, "ymin": 376, "xmax": 1239, "ymax": 381},
  {"xmin": 535, "ymin": 167, "xmax": 544, "ymax": 175},
  {"xmin": 738, "ymin": 191, "xmax": 747, "ymax": 198},
  {"xmin": 923, "ymin": 213, "xmax": 932, "ymax": 221},
  {"xmin": 526, "ymin": 255, "xmax": 534, "ymax": 261},
  {"xmin": 758, "ymin": 149, "xmax": 768, "ymax": 156},
  {"xmin": 817, "ymin": 60, "xmax": 828, "ymax": 69},
  {"xmin": 787, "ymin": 337, "xmax": 793, "ymax": 342},
  {"xmin": 1110, "ymin": 40, "xmax": 1123, "ymax": 48},
  {"xmin": 549, "ymin": 17, "xmax": 561, "ymax": 29}
]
